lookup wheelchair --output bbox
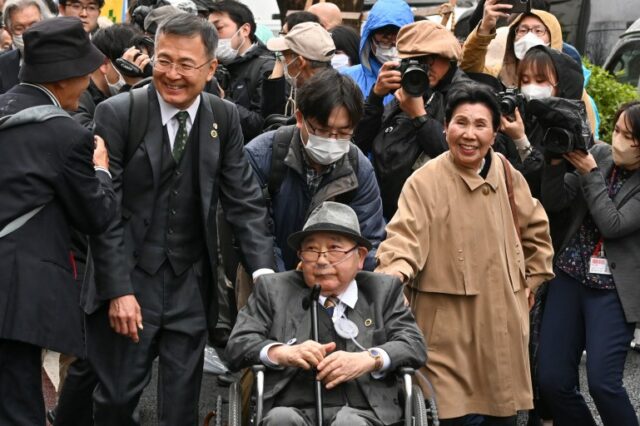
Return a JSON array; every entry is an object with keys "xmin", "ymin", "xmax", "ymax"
[{"xmin": 215, "ymin": 365, "xmax": 439, "ymax": 426}]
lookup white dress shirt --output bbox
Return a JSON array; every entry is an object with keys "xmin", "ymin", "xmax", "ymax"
[{"xmin": 156, "ymin": 91, "xmax": 201, "ymax": 150}]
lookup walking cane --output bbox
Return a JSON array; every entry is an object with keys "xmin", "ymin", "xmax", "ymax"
[{"xmin": 302, "ymin": 284, "xmax": 323, "ymax": 426}]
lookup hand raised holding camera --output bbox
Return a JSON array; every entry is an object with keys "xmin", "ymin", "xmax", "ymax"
[
  {"xmin": 395, "ymin": 87, "xmax": 426, "ymax": 119},
  {"xmin": 478, "ymin": 0, "xmax": 512, "ymax": 35},
  {"xmin": 373, "ymin": 61, "xmax": 401, "ymax": 97},
  {"xmin": 500, "ymin": 107, "xmax": 526, "ymax": 140}
]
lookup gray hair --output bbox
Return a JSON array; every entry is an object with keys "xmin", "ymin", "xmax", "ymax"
[
  {"xmin": 3, "ymin": 0, "xmax": 51, "ymax": 31},
  {"xmin": 155, "ymin": 13, "xmax": 218, "ymax": 60}
]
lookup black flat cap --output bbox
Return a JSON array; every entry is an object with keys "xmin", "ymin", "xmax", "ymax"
[{"xmin": 19, "ymin": 17, "xmax": 105, "ymax": 84}]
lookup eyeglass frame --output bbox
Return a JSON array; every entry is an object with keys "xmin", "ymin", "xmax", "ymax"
[
  {"xmin": 515, "ymin": 25, "xmax": 548, "ymax": 38},
  {"xmin": 67, "ymin": 1, "xmax": 101, "ymax": 13},
  {"xmin": 151, "ymin": 57, "xmax": 213, "ymax": 76},
  {"xmin": 304, "ymin": 119, "xmax": 354, "ymax": 141},
  {"xmin": 298, "ymin": 245, "xmax": 358, "ymax": 263}
]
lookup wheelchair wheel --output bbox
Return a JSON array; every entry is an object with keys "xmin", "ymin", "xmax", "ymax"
[
  {"xmin": 411, "ymin": 384, "xmax": 428, "ymax": 426},
  {"xmin": 228, "ymin": 381, "xmax": 242, "ymax": 426}
]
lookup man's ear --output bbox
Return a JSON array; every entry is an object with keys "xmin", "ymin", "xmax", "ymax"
[
  {"xmin": 357, "ymin": 246, "xmax": 369, "ymax": 269},
  {"xmin": 295, "ymin": 109, "xmax": 304, "ymax": 129},
  {"xmin": 206, "ymin": 57, "xmax": 218, "ymax": 82}
]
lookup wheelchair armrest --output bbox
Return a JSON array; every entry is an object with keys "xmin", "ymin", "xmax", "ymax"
[
  {"xmin": 397, "ymin": 367, "xmax": 415, "ymax": 377},
  {"xmin": 251, "ymin": 365, "xmax": 266, "ymax": 424}
]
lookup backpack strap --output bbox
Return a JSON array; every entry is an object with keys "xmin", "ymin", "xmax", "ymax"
[
  {"xmin": 0, "ymin": 105, "xmax": 70, "ymax": 130},
  {"xmin": 125, "ymin": 87, "xmax": 150, "ymax": 166},
  {"xmin": 266, "ymin": 125, "xmax": 296, "ymax": 200}
]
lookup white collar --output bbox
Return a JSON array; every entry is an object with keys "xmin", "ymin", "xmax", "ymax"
[
  {"xmin": 319, "ymin": 279, "xmax": 358, "ymax": 310},
  {"xmin": 20, "ymin": 83, "xmax": 61, "ymax": 108},
  {"xmin": 156, "ymin": 90, "xmax": 201, "ymax": 127}
]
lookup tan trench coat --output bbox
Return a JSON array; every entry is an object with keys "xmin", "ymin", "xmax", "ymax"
[{"xmin": 376, "ymin": 151, "xmax": 554, "ymax": 419}]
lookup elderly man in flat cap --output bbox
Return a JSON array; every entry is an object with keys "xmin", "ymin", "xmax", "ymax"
[
  {"xmin": 226, "ymin": 201, "xmax": 426, "ymax": 426},
  {"xmin": 0, "ymin": 16, "xmax": 116, "ymax": 425},
  {"xmin": 353, "ymin": 20, "xmax": 471, "ymax": 220}
]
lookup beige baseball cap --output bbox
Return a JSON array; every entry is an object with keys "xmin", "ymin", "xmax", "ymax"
[{"xmin": 267, "ymin": 22, "xmax": 335, "ymax": 62}]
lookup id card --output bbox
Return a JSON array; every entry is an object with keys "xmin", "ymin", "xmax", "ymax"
[{"xmin": 589, "ymin": 257, "xmax": 612, "ymax": 275}]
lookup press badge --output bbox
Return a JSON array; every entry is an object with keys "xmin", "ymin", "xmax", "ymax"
[{"xmin": 589, "ymin": 257, "xmax": 612, "ymax": 275}]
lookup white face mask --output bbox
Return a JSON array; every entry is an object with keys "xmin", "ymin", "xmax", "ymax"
[
  {"xmin": 331, "ymin": 53, "xmax": 350, "ymax": 71},
  {"xmin": 216, "ymin": 28, "xmax": 244, "ymax": 64},
  {"xmin": 520, "ymin": 83, "xmax": 554, "ymax": 100},
  {"xmin": 107, "ymin": 64, "xmax": 126, "ymax": 96},
  {"xmin": 514, "ymin": 31, "xmax": 547, "ymax": 60},
  {"xmin": 302, "ymin": 120, "xmax": 350, "ymax": 165},
  {"xmin": 372, "ymin": 40, "xmax": 397, "ymax": 64},
  {"xmin": 12, "ymin": 34, "xmax": 24, "ymax": 54},
  {"xmin": 283, "ymin": 56, "xmax": 300, "ymax": 87}
]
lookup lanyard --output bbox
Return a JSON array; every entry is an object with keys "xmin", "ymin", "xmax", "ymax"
[{"xmin": 592, "ymin": 168, "xmax": 618, "ymax": 257}]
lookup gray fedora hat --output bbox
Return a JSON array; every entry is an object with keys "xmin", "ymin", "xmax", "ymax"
[{"xmin": 287, "ymin": 201, "xmax": 372, "ymax": 251}]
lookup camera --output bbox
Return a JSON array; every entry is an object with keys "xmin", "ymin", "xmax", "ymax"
[
  {"xmin": 527, "ymin": 97, "xmax": 592, "ymax": 156},
  {"xmin": 497, "ymin": 88, "xmax": 526, "ymax": 117},
  {"xmin": 396, "ymin": 59, "xmax": 429, "ymax": 97},
  {"xmin": 214, "ymin": 64, "xmax": 231, "ymax": 92}
]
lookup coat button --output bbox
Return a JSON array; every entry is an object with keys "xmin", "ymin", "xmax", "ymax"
[
  {"xmin": 482, "ymin": 186, "xmax": 490, "ymax": 195},
  {"xmin": 610, "ymin": 262, "xmax": 616, "ymax": 269},
  {"xmin": 168, "ymin": 228, "xmax": 174, "ymax": 235},
  {"xmin": 170, "ymin": 209, "xmax": 177, "ymax": 215}
]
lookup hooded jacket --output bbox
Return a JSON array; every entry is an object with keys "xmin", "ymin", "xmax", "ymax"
[
  {"xmin": 460, "ymin": 10, "xmax": 598, "ymax": 132},
  {"xmin": 340, "ymin": 0, "xmax": 413, "ymax": 105}
]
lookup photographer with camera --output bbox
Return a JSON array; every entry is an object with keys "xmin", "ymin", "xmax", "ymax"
[
  {"xmin": 497, "ymin": 45, "xmax": 588, "ymax": 201},
  {"xmin": 72, "ymin": 23, "xmax": 152, "ymax": 130},
  {"xmin": 353, "ymin": 20, "xmax": 469, "ymax": 219},
  {"xmin": 537, "ymin": 101, "xmax": 640, "ymax": 426}
]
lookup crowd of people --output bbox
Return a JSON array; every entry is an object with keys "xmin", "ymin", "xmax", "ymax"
[{"xmin": 0, "ymin": 0, "xmax": 638, "ymax": 425}]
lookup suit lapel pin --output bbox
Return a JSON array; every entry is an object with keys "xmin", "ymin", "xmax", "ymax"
[
  {"xmin": 211, "ymin": 122, "xmax": 219, "ymax": 139},
  {"xmin": 364, "ymin": 319, "xmax": 373, "ymax": 327}
]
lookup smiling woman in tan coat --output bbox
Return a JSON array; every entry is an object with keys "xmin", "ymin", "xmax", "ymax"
[{"xmin": 375, "ymin": 84, "xmax": 554, "ymax": 424}]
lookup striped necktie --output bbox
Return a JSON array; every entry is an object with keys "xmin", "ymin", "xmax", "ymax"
[{"xmin": 323, "ymin": 296, "xmax": 339, "ymax": 317}]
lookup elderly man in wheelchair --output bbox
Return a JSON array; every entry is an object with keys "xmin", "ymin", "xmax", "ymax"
[{"xmin": 225, "ymin": 202, "xmax": 428, "ymax": 426}]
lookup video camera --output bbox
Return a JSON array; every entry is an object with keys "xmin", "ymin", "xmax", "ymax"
[
  {"xmin": 396, "ymin": 59, "xmax": 429, "ymax": 97},
  {"xmin": 497, "ymin": 88, "xmax": 526, "ymax": 117},
  {"xmin": 114, "ymin": 36, "xmax": 154, "ymax": 78},
  {"xmin": 527, "ymin": 97, "xmax": 592, "ymax": 156}
]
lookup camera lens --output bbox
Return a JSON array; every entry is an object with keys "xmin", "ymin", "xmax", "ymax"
[{"xmin": 401, "ymin": 65, "xmax": 429, "ymax": 97}]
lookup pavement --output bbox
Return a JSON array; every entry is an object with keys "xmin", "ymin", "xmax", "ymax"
[{"xmin": 43, "ymin": 346, "xmax": 640, "ymax": 425}]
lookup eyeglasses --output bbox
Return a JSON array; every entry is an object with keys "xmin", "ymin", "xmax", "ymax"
[
  {"xmin": 305, "ymin": 120, "xmax": 354, "ymax": 141},
  {"xmin": 515, "ymin": 25, "xmax": 548, "ymax": 38},
  {"xmin": 152, "ymin": 58, "xmax": 212, "ymax": 76},
  {"xmin": 299, "ymin": 246, "xmax": 357, "ymax": 263},
  {"xmin": 67, "ymin": 2, "xmax": 100, "ymax": 13}
]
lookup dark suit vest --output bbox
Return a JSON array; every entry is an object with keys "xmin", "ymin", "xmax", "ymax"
[
  {"xmin": 274, "ymin": 307, "xmax": 369, "ymax": 410},
  {"xmin": 137, "ymin": 115, "xmax": 205, "ymax": 276}
]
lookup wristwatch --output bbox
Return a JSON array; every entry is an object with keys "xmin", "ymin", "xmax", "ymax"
[
  {"xmin": 367, "ymin": 348, "xmax": 383, "ymax": 371},
  {"xmin": 412, "ymin": 114, "xmax": 428, "ymax": 129}
]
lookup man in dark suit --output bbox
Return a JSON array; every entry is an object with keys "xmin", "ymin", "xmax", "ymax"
[
  {"xmin": 226, "ymin": 202, "xmax": 427, "ymax": 426},
  {"xmin": 0, "ymin": 17, "xmax": 115, "ymax": 426},
  {"xmin": 87, "ymin": 13, "xmax": 275, "ymax": 425},
  {"xmin": 0, "ymin": 0, "xmax": 50, "ymax": 94}
]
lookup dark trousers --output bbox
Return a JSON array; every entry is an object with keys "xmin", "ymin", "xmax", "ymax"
[
  {"xmin": 54, "ymin": 357, "xmax": 97, "ymax": 426},
  {"xmin": 87, "ymin": 261, "xmax": 208, "ymax": 426},
  {"xmin": 0, "ymin": 339, "xmax": 45, "ymax": 425},
  {"xmin": 537, "ymin": 269, "xmax": 638, "ymax": 426},
  {"xmin": 439, "ymin": 415, "xmax": 517, "ymax": 426}
]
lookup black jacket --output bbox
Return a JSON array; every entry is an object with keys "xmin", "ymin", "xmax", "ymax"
[
  {"xmin": 0, "ymin": 49, "xmax": 20, "ymax": 95},
  {"xmin": 88, "ymin": 86, "xmax": 275, "ymax": 329},
  {"xmin": 0, "ymin": 84, "xmax": 116, "ymax": 356},
  {"xmin": 354, "ymin": 66, "xmax": 468, "ymax": 219},
  {"xmin": 223, "ymin": 42, "xmax": 275, "ymax": 142}
]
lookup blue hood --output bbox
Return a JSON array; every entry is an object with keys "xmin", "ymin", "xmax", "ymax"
[{"xmin": 359, "ymin": 0, "xmax": 414, "ymax": 73}]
